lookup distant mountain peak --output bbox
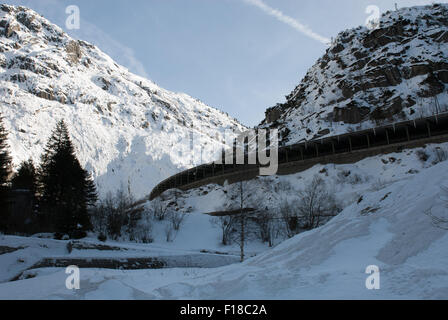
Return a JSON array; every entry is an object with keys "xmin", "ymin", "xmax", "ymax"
[{"xmin": 0, "ymin": 4, "xmax": 246, "ymax": 198}]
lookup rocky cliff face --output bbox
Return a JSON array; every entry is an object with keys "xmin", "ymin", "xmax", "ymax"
[
  {"xmin": 0, "ymin": 4, "xmax": 245, "ymax": 198},
  {"xmin": 261, "ymin": 3, "xmax": 448, "ymax": 145}
]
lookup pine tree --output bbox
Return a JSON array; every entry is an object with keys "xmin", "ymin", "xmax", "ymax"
[
  {"xmin": 0, "ymin": 114, "xmax": 11, "ymax": 185},
  {"xmin": 10, "ymin": 159, "xmax": 38, "ymax": 234},
  {"xmin": 39, "ymin": 120, "xmax": 97, "ymax": 238},
  {"xmin": 0, "ymin": 114, "xmax": 12, "ymax": 232},
  {"xmin": 12, "ymin": 159, "xmax": 36, "ymax": 193}
]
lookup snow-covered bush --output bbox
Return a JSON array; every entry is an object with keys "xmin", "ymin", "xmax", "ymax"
[
  {"xmin": 296, "ymin": 176, "xmax": 341, "ymax": 229},
  {"xmin": 371, "ymin": 178, "xmax": 390, "ymax": 191},
  {"xmin": 416, "ymin": 149, "xmax": 429, "ymax": 163},
  {"xmin": 151, "ymin": 198, "xmax": 168, "ymax": 221},
  {"xmin": 279, "ymin": 199, "xmax": 301, "ymax": 238},
  {"xmin": 168, "ymin": 210, "xmax": 186, "ymax": 231},
  {"xmin": 211, "ymin": 215, "xmax": 239, "ymax": 246},
  {"xmin": 336, "ymin": 170, "xmax": 365, "ymax": 185},
  {"xmin": 279, "ymin": 176, "xmax": 341, "ymax": 237},
  {"xmin": 164, "ymin": 222, "xmax": 174, "ymax": 242},
  {"xmin": 90, "ymin": 187, "xmax": 146, "ymax": 241},
  {"xmin": 274, "ymin": 180, "xmax": 292, "ymax": 193},
  {"xmin": 254, "ymin": 209, "xmax": 279, "ymax": 247},
  {"xmin": 433, "ymin": 147, "xmax": 448, "ymax": 165},
  {"xmin": 132, "ymin": 210, "xmax": 153, "ymax": 243}
]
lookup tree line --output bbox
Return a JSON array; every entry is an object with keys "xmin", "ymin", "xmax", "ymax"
[
  {"xmin": 0, "ymin": 115, "xmax": 97, "ymax": 239},
  {"xmin": 212, "ymin": 176, "xmax": 342, "ymax": 262}
]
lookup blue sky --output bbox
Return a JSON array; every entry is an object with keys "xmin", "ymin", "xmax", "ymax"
[{"xmin": 4, "ymin": 0, "xmax": 445, "ymax": 126}]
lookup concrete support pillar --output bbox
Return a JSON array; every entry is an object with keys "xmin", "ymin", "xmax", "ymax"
[
  {"xmin": 427, "ymin": 122, "xmax": 431, "ymax": 137},
  {"xmin": 331, "ymin": 141, "xmax": 335, "ymax": 154},
  {"xmin": 366, "ymin": 134, "xmax": 370, "ymax": 148},
  {"xmin": 405, "ymin": 126, "xmax": 410, "ymax": 142},
  {"xmin": 386, "ymin": 129, "xmax": 390, "ymax": 145},
  {"xmin": 348, "ymin": 137, "xmax": 353, "ymax": 152}
]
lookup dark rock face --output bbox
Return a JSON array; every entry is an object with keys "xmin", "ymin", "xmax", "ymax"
[
  {"xmin": 265, "ymin": 107, "xmax": 282, "ymax": 124},
  {"xmin": 261, "ymin": 4, "xmax": 448, "ymax": 145},
  {"xmin": 333, "ymin": 105, "xmax": 370, "ymax": 124}
]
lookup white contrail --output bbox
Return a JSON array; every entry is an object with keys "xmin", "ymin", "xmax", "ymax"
[{"xmin": 243, "ymin": 0, "xmax": 331, "ymax": 45}]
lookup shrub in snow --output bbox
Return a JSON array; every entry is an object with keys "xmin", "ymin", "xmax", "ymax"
[
  {"xmin": 371, "ymin": 179, "xmax": 390, "ymax": 191},
  {"xmin": 432, "ymin": 148, "xmax": 448, "ymax": 165},
  {"xmin": 151, "ymin": 198, "xmax": 168, "ymax": 221},
  {"xmin": 211, "ymin": 215, "xmax": 239, "ymax": 246},
  {"xmin": 132, "ymin": 210, "xmax": 153, "ymax": 243},
  {"xmin": 168, "ymin": 210, "xmax": 186, "ymax": 231},
  {"xmin": 416, "ymin": 150, "xmax": 429, "ymax": 163},
  {"xmin": 336, "ymin": 170, "xmax": 365, "ymax": 185},
  {"xmin": 90, "ymin": 186, "xmax": 148, "ymax": 242},
  {"xmin": 164, "ymin": 222, "xmax": 174, "ymax": 242},
  {"xmin": 254, "ymin": 209, "xmax": 279, "ymax": 247},
  {"xmin": 97, "ymin": 233, "xmax": 107, "ymax": 242},
  {"xmin": 279, "ymin": 199, "xmax": 301, "ymax": 238},
  {"xmin": 296, "ymin": 176, "xmax": 341, "ymax": 230},
  {"xmin": 279, "ymin": 176, "xmax": 341, "ymax": 238}
]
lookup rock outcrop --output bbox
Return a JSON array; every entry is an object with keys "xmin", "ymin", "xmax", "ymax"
[{"xmin": 261, "ymin": 3, "xmax": 448, "ymax": 145}]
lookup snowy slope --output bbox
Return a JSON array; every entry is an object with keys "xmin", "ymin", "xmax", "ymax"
[
  {"xmin": 0, "ymin": 4, "xmax": 246, "ymax": 198},
  {"xmin": 261, "ymin": 3, "xmax": 448, "ymax": 145},
  {"xmin": 1, "ymin": 143, "xmax": 447, "ymax": 299}
]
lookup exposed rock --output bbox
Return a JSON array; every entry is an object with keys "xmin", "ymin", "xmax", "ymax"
[
  {"xmin": 36, "ymin": 90, "xmax": 54, "ymax": 101},
  {"xmin": 437, "ymin": 71, "xmax": 448, "ymax": 83},
  {"xmin": 265, "ymin": 106, "xmax": 282, "ymax": 124},
  {"xmin": 16, "ymin": 11, "xmax": 40, "ymax": 32},
  {"xmin": 5, "ymin": 22, "xmax": 20, "ymax": 38},
  {"xmin": 66, "ymin": 40, "xmax": 81, "ymax": 64},
  {"xmin": 333, "ymin": 105, "xmax": 370, "ymax": 124},
  {"xmin": 0, "ymin": 4, "xmax": 12, "ymax": 13},
  {"xmin": 261, "ymin": 4, "xmax": 448, "ymax": 145}
]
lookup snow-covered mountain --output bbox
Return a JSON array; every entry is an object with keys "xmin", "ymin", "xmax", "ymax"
[
  {"xmin": 261, "ymin": 3, "xmax": 448, "ymax": 145},
  {"xmin": 0, "ymin": 4, "xmax": 246, "ymax": 198}
]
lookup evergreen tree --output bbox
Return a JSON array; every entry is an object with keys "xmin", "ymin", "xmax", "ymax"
[
  {"xmin": 9, "ymin": 159, "xmax": 38, "ymax": 234},
  {"xmin": 11, "ymin": 159, "xmax": 36, "ymax": 193},
  {"xmin": 39, "ymin": 120, "xmax": 97, "ymax": 238},
  {"xmin": 0, "ymin": 114, "xmax": 12, "ymax": 232}
]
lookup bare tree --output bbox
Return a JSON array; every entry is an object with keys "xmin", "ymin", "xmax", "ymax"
[
  {"xmin": 151, "ymin": 198, "xmax": 168, "ymax": 221},
  {"xmin": 279, "ymin": 199, "xmax": 301, "ymax": 238},
  {"xmin": 164, "ymin": 222, "xmax": 174, "ymax": 242},
  {"xmin": 255, "ymin": 207, "xmax": 277, "ymax": 247},
  {"xmin": 296, "ymin": 175, "xmax": 340, "ymax": 230},
  {"xmin": 224, "ymin": 180, "xmax": 256, "ymax": 262},
  {"xmin": 168, "ymin": 210, "xmax": 186, "ymax": 231},
  {"xmin": 133, "ymin": 209, "xmax": 153, "ymax": 243},
  {"xmin": 211, "ymin": 215, "xmax": 238, "ymax": 246}
]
